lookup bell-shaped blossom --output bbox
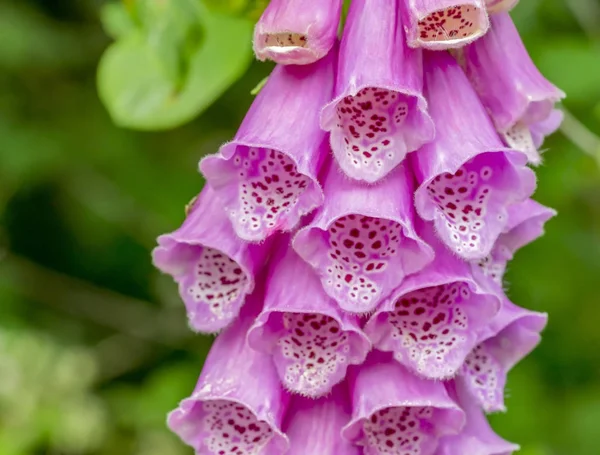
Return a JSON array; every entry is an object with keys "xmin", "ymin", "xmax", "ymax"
[
  {"xmin": 460, "ymin": 298, "xmax": 548, "ymax": 412},
  {"xmin": 284, "ymin": 383, "xmax": 360, "ymax": 455},
  {"xmin": 459, "ymin": 13, "xmax": 565, "ymax": 164},
  {"xmin": 412, "ymin": 50, "xmax": 536, "ymax": 261},
  {"xmin": 401, "ymin": 0, "xmax": 490, "ymax": 50},
  {"xmin": 253, "ymin": 0, "xmax": 342, "ymax": 65},
  {"xmin": 484, "ymin": 0, "xmax": 519, "ymax": 13},
  {"xmin": 152, "ymin": 187, "xmax": 270, "ymax": 333},
  {"xmin": 474, "ymin": 198, "xmax": 556, "ymax": 285},
  {"xmin": 293, "ymin": 161, "xmax": 434, "ymax": 314},
  {"xmin": 530, "ymin": 108, "xmax": 564, "ymax": 151},
  {"xmin": 364, "ymin": 223, "xmax": 499, "ymax": 379},
  {"xmin": 436, "ymin": 379, "xmax": 520, "ymax": 455},
  {"xmin": 168, "ymin": 298, "xmax": 290, "ymax": 455},
  {"xmin": 343, "ymin": 351, "xmax": 465, "ymax": 455},
  {"xmin": 200, "ymin": 47, "xmax": 337, "ymax": 242},
  {"xmin": 248, "ymin": 240, "xmax": 371, "ymax": 397},
  {"xmin": 320, "ymin": 0, "xmax": 434, "ymax": 183}
]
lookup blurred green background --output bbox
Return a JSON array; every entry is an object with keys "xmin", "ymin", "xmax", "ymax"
[{"xmin": 0, "ymin": 0, "xmax": 599, "ymax": 454}]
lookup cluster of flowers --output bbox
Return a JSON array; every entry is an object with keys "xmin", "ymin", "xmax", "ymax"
[{"xmin": 154, "ymin": 0, "xmax": 564, "ymax": 453}]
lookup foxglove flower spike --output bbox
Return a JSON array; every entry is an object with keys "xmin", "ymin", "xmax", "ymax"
[
  {"xmin": 293, "ymin": 161, "xmax": 434, "ymax": 314},
  {"xmin": 200, "ymin": 48, "xmax": 336, "ymax": 242},
  {"xmin": 253, "ymin": 0, "xmax": 342, "ymax": 65},
  {"xmin": 152, "ymin": 187, "xmax": 270, "ymax": 333},
  {"xmin": 321, "ymin": 0, "xmax": 434, "ymax": 183},
  {"xmin": 412, "ymin": 50, "xmax": 536, "ymax": 260}
]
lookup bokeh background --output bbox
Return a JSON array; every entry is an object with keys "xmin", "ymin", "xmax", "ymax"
[{"xmin": 0, "ymin": 0, "xmax": 599, "ymax": 454}]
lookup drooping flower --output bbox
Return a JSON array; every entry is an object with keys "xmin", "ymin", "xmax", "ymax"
[
  {"xmin": 530, "ymin": 108, "xmax": 564, "ymax": 151},
  {"xmin": 320, "ymin": 0, "xmax": 434, "ymax": 183},
  {"xmin": 364, "ymin": 223, "xmax": 499, "ymax": 379},
  {"xmin": 247, "ymin": 240, "xmax": 371, "ymax": 397},
  {"xmin": 437, "ymin": 379, "xmax": 520, "ymax": 454},
  {"xmin": 412, "ymin": 50, "xmax": 536, "ymax": 260},
  {"xmin": 473, "ymin": 198, "xmax": 556, "ymax": 285},
  {"xmin": 401, "ymin": 0, "xmax": 490, "ymax": 50},
  {"xmin": 283, "ymin": 383, "xmax": 360, "ymax": 455},
  {"xmin": 460, "ymin": 298, "xmax": 548, "ymax": 412},
  {"xmin": 152, "ymin": 187, "xmax": 270, "ymax": 333},
  {"xmin": 200, "ymin": 45, "xmax": 337, "ymax": 242},
  {"xmin": 168, "ymin": 298, "xmax": 290, "ymax": 455},
  {"xmin": 458, "ymin": 12, "xmax": 565, "ymax": 164},
  {"xmin": 253, "ymin": 0, "xmax": 342, "ymax": 65},
  {"xmin": 343, "ymin": 351, "xmax": 465, "ymax": 454},
  {"xmin": 293, "ymin": 161, "xmax": 434, "ymax": 314}
]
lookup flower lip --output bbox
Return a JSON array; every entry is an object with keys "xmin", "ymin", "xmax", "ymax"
[{"xmin": 485, "ymin": 0, "xmax": 520, "ymax": 13}]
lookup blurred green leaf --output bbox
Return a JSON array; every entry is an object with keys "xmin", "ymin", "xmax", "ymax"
[
  {"xmin": 100, "ymin": 2, "xmax": 136, "ymax": 40},
  {"xmin": 97, "ymin": 0, "xmax": 253, "ymax": 130}
]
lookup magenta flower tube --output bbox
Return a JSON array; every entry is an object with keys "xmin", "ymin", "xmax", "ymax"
[
  {"xmin": 152, "ymin": 187, "xmax": 270, "ymax": 333},
  {"xmin": 460, "ymin": 13, "xmax": 565, "ymax": 164},
  {"xmin": 473, "ymin": 198, "xmax": 556, "ymax": 285},
  {"xmin": 364, "ymin": 224, "xmax": 499, "ymax": 379},
  {"xmin": 343, "ymin": 351, "xmax": 465, "ymax": 455},
  {"xmin": 253, "ymin": 0, "xmax": 342, "ymax": 65},
  {"xmin": 461, "ymin": 298, "xmax": 548, "ymax": 412},
  {"xmin": 412, "ymin": 50, "xmax": 536, "ymax": 261},
  {"xmin": 320, "ymin": 0, "xmax": 434, "ymax": 183},
  {"xmin": 484, "ymin": 0, "xmax": 519, "ymax": 13},
  {"xmin": 293, "ymin": 161, "xmax": 434, "ymax": 314},
  {"xmin": 402, "ymin": 0, "xmax": 490, "ymax": 50},
  {"xmin": 437, "ymin": 379, "xmax": 520, "ymax": 455},
  {"xmin": 284, "ymin": 383, "xmax": 360, "ymax": 455},
  {"xmin": 200, "ymin": 48, "xmax": 336, "ymax": 242},
  {"xmin": 530, "ymin": 109, "xmax": 564, "ymax": 151},
  {"xmin": 247, "ymin": 240, "xmax": 371, "ymax": 397},
  {"xmin": 168, "ymin": 299, "xmax": 290, "ymax": 455}
]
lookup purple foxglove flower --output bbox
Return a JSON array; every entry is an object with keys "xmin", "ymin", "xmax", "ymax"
[
  {"xmin": 437, "ymin": 379, "xmax": 519, "ymax": 455},
  {"xmin": 248, "ymin": 241, "xmax": 371, "ymax": 397},
  {"xmin": 293, "ymin": 161, "xmax": 434, "ymax": 314},
  {"xmin": 152, "ymin": 187, "xmax": 270, "ymax": 333},
  {"xmin": 253, "ymin": 0, "xmax": 342, "ymax": 65},
  {"xmin": 412, "ymin": 50, "xmax": 536, "ymax": 260},
  {"xmin": 459, "ymin": 13, "xmax": 565, "ymax": 164},
  {"xmin": 320, "ymin": 0, "xmax": 435, "ymax": 183},
  {"xmin": 364, "ymin": 224, "xmax": 499, "ymax": 379},
  {"xmin": 200, "ymin": 47, "xmax": 337, "ymax": 242},
  {"xmin": 401, "ymin": 0, "xmax": 490, "ymax": 50},
  {"xmin": 168, "ymin": 298, "xmax": 290, "ymax": 454},
  {"xmin": 530, "ymin": 108, "xmax": 564, "ymax": 151},
  {"xmin": 343, "ymin": 351, "xmax": 465, "ymax": 454},
  {"xmin": 473, "ymin": 198, "xmax": 556, "ymax": 285},
  {"xmin": 461, "ymin": 298, "xmax": 548, "ymax": 412},
  {"xmin": 484, "ymin": 0, "xmax": 519, "ymax": 14},
  {"xmin": 284, "ymin": 383, "xmax": 360, "ymax": 455}
]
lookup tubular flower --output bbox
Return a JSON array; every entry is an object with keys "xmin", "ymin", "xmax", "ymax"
[
  {"xmin": 412, "ymin": 50, "xmax": 536, "ymax": 261},
  {"xmin": 437, "ymin": 379, "xmax": 519, "ymax": 455},
  {"xmin": 459, "ymin": 12, "xmax": 565, "ymax": 164},
  {"xmin": 320, "ymin": 0, "xmax": 434, "ymax": 183},
  {"xmin": 152, "ymin": 187, "xmax": 270, "ymax": 333},
  {"xmin": 200, "ymin": 47, "xmax": 336, "ymax": 242},
  {"xmin": 283, "ymin": 384, "xmax": 360, "ymax": 455},
  {"xmin": 168, "ymin": 299, "xmax": 290, "ymax": 455},
  {"xmin": 473, "ymin": 198, "xmax": 556, "ymax": 285},
  {"xmin": 364, "ymin": 224, "xmax": 499, "ymax": 379},
  {"xmin": 401, "ymin": 0, "xmax": 490, "ymax": 50},
  {"xmin": 293, "ymin": 161, "xmax": 434, "ymax": 314},
  {"xmin": 343, "ymin": 352, "xmax": 465, "ymax": 455},
  {"xmin": 253, "ymin": 0, "xmax": 342, "ymax": 65},
  {"xmin": 160, "ymin": 2, "xmax": 562, "ymax": 453},
  {"xmin": 460, "ymin": 298, "xmax": 548, "ymax": 412},
  {"xmin": 247, "ymin": 240, "xmax": 371, "ymax": 397}
]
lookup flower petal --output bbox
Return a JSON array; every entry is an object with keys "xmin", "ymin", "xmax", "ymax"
[
  {"xmin": 484, "ymin": 0, "xmax": 519, "ymax": 13},
  {"xmin": 320, "ymin": 0, "xmax": 434, "ymax": 182},
  {"xmin": 293, "ymin": 162, "xmax": 434, "ymax": 314},
  {"xmin": 152, "ymin": 187, "xmax": 270, "ymax": 333},
  {"xmin": 248, "ymin": 240, "xmax": 371, "ymax": 397},
  {"xmin": 253, "ymin": 0, "xmax": 342, "ymax": 65},
  {"xmin": 412, "ymin": 50, "xmax": 536, "ymax": 260}
]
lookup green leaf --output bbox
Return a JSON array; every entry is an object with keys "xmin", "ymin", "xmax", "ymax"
[
  {"xmin": 97, "ymin": 1, "xmax": 253, "ymax": 130},
  {"xmin": 100, "ymin": 2, "xmax": 136, "ymax": 40}
]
